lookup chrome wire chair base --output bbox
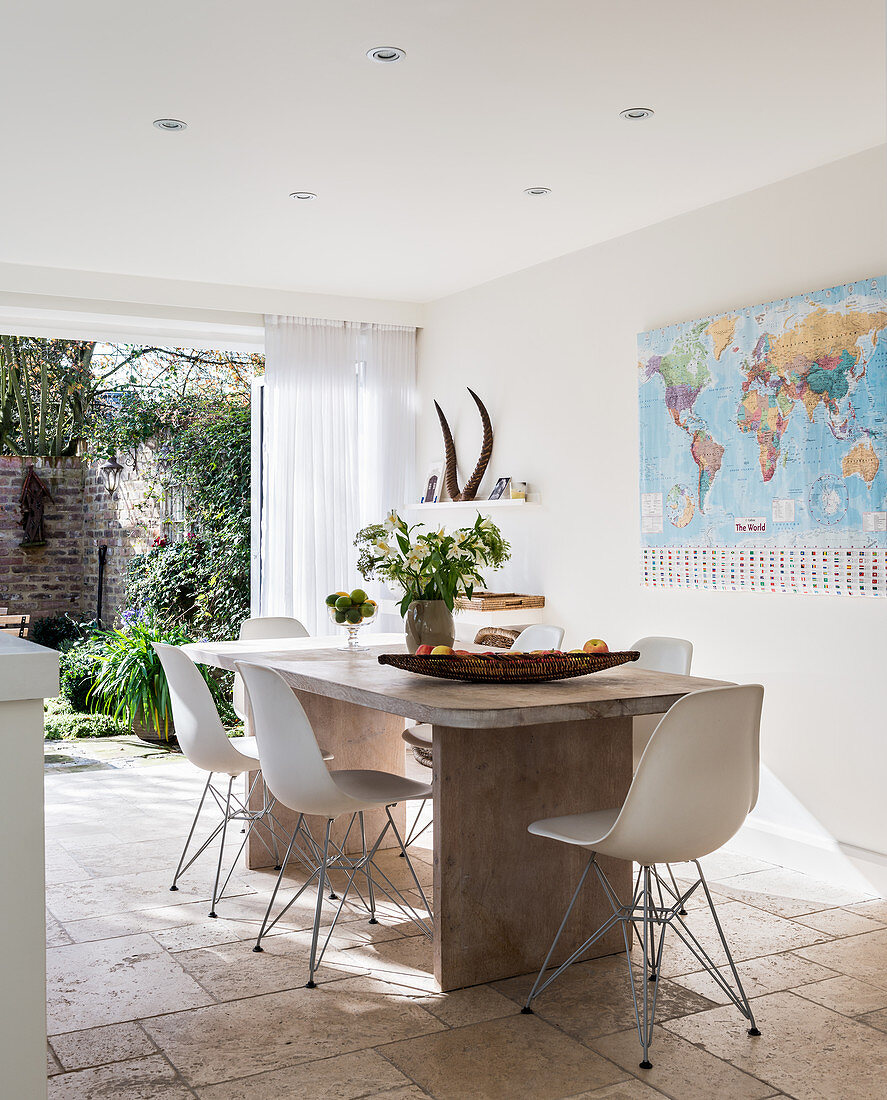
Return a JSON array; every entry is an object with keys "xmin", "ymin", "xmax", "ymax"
[
  {"xmin": 253, "ymin": 804, "xmax": 432, "ymax": 987},
  {"xmin": 400, "ymin": 800, "xmax": 433, "ymax": 853},
  {"xmin": 170, "ymin": 770, "xmax": 320, "ymax": 918},
  {"xmin": 522, "ymin": 857, "xmax": 760, "ymax": 1068}
]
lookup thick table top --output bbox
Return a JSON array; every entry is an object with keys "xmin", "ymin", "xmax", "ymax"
[{"xmin": 183, "ymin": 633, "xmax": 728, "ymax": 729}]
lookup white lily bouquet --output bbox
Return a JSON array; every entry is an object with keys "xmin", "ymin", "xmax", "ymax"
[{"xmin": 354, "ymin": 511, "xmax": 511, "ymax": 616}]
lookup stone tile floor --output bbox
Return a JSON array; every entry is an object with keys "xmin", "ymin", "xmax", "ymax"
[{"xmin": 44, "ymin": 742, "xmax": 887, "ymax": 1099}]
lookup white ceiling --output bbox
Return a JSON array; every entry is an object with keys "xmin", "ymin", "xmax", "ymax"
[{"xmin": 3, "ymin": 1, "xmax": 884, "ymax": 303}]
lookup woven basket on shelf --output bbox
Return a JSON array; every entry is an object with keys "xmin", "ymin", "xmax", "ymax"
[
  {"xmin": 378, "ymin": 650, "xmax": 639, "ymax": 684},
  {"xmin": 473, "ymin": 626, "xmax": 521, "ymax": 648}
]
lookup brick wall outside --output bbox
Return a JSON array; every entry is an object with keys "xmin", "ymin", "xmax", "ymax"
[
  {"xmin": 0, "ymin": 457, "xmax": 84, "ymax": 620},
  {"xmin": 82, "ymin": 448, "xmax": 161, "ymax": 624},
  {"xmin": 0, "ymin": 449, "xmax": 163, "ymax": 628}
]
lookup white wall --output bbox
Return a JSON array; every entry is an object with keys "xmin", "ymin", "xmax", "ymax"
[{"xmin": 417, "ymin": 146, "xmax": 887, "ymax": 892}]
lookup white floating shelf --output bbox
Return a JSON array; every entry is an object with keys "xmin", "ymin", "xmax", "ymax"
[{"xmin": 405, "ymin": 498, "xmax": 540, "ymax": 510}]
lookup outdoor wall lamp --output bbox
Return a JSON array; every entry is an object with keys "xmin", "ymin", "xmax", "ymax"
[{"xmin": 102, "ymin": 456, "xmax": 124, "ymax": 495}]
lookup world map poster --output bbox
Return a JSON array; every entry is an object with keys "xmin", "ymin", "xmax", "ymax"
[{"xmin": 638, "ymin": 277, "xmax": 887, "ymax": 596}]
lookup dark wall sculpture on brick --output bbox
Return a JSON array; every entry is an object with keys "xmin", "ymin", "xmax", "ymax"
[{"xmin": 0, "ymin": 453, "xmax": 160, "ymax": 625}]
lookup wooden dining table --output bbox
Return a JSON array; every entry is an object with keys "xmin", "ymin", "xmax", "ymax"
[{"xmin": 182, "ymin": 633, "xmax": 725, "ymax": 991}]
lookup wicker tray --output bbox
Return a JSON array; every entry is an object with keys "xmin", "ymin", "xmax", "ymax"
[
  {"xmin": 378, "ymin": 650, "xmax": 640, "ymax": 684},
  {"xmin": 454, "ymin": 590, "xmax": 545, "ymax": 612}
]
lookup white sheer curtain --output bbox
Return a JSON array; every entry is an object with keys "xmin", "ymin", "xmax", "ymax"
[{"xmin": 260, "ymin": 316, "xmax": 415, "ymax": 632}]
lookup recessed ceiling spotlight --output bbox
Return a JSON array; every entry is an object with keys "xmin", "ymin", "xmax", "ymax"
[
  {"xmin": 289, "ymin": 191, "xmax": 317, "ymax": 201},
  {"xmin": 367, "ymin": 46, "xmax": 406, "ymax": 63},
  {"xmin": 619, "ymin": 107, "xmax": 654, "ymax": 121},
  {"xmin": 524, "ymin": 187, "xmax": 551, "ymax": 197},
  {"xmin": 153, "ymin": 118, "xmax": 188, "ymax": 132}
]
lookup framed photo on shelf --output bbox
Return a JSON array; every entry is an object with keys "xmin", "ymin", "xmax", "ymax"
[
  {"xmin": 421, "ymin": 461, "xmax": 443, "ymax": 504},
  {"xmin": 489, "ymin": 476, "xmax": 511, "ymax": 500}
]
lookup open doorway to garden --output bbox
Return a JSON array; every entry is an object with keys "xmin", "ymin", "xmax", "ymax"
[{"xmin": 0, "ymin": 333, "xmax": 263, "ymax": 769}]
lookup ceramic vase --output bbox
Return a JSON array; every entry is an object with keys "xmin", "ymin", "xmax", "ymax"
[{"xmin": 404, "ymin": 600, "xmax": 455, "ymax": 653}]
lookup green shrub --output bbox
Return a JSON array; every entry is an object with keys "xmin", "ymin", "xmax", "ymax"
[
  {"xmin": 59, "ymin": 643, "xmax": 100, "ymax": 712},
  {"xmin": 30, "ymin": 614, "xmax": 87, "ymax": 652},
  {"xmin": 45, "ymin": 710, "xmax": 128, "ymax": 740},
  {"xmin": 89, "ymin": 613, "xmax": 230, "ymax": 741}
]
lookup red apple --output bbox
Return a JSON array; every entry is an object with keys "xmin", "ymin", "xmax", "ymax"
[
  {"xmin": 583, "ymin": 638, "xmax": 609, "ymax": 654},
  {"xmin": 415, "ymin": 644, "xmax": 434, "ymax": 656}
]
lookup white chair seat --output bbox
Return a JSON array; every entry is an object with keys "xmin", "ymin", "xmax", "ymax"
[
  {"xmin": 402, "ymin": 723, "xmax": 432, "ymax": 748},
  {"xmin": 235, "ymin": 735, "xmax": 333, "ymax": 764},
  {"xmin": 528, "ymin": 808, "xmax": 620, "ymax": 848},
  {"xmin": 331, "ymin": 769, "xmax": 432, "ymax": 804}
]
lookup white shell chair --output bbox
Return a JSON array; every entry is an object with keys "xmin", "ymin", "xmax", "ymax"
[
  {"xmin": 154, "ymin": 643, "xmax": 329, "ymax": 918},
  {"xmin": 631, "ymin": 636, "xmax": 693, "ymax": 770},
  {"xmin": 399, "ymin": 622, "xmax": 566, "ymax": 848},
  {"xmin": 522, "ymin": 683, "xmax": 764, "ymax": 1070},
  {"xmin": 236, "ymin": 660, "xmax": 433, "ymax": 987},
  {"xmin": 233, "ymin": 616, "xmax": 310, "ymax": 722}
]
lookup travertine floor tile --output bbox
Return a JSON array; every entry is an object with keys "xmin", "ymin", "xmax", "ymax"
[
  {"xmin": 671, "ymin": 950, "xmax": 836, "ymax": 1004},
  {"xmin": 382, "ymin": 1013, "xmax": 627, "ymax": 1100},
  {"xmin": 322, "ymin": 972, "xmax": 519, "ymax": 1030},
  {"xmin": 45, "ymin": 845, "xmax": 93, "ymax": 886},
  {"xmin": 142, "ymin": 983, "xmax": 445, "ymax": 1087},
  {"xmin": 47, "ymin": 1053, "xmax": 193, "ymax": 1099},
  {"xmin": 589, "ymin": 1026, "xmax": 774, "ymax": 1100},
  {"xmin": 708, "ymin": 868, "xmax": 871, "ymax": 919},
  {"xmin": 652, "ymin": 901, "xmax": 829, "ymax": 979},
  {"xmin": 169, "ymin": 921, "xmax": 414, "ymax": 1001},
  {"xmin": 664, "ymin": 990, "xmax": 887, "ymax": 1099},
  {"xmin": 795, "ymin": 974, "xmax": 887, "ymax": 1016},
  {"xmin": 66, "ymin": 836, "xmax": 186, "ymax": 879},
  {"xmin": 858, "ymin": 1007, "xmax": 887, "ymax": 1033},
  {"xmin": 195, "ymin": 1048, "xmax": 414, "ymax": 1099},
  {"xmin": 47, "ymin": 1045, "xmax": 63, "ymax": 1076},
  {"xmin": 796, "ymin": 928, "xmax": 887, "ymax": 990},
  {"xmin": 791, "ymin": 907, "xmax": 884, "ymax": 937},
  {"xmin": 47, "ymin": 866, "xmax": 254, "ymax": 922},
  {"xmin": 47, "ymin": 910, "xmax": 73, "ymax": 948},
  {"xmin": 686, "ymin": 852, "xmax": 775, "ymax": 881},
  {"xmin": 844, "ymin": 898, "xmax": 887, "ymax": 923},
  {"xmin": 47, "ymin": 933, "xmax": 214, "ymax": 1033},
  {"xmin": 493, "ymin": 955, "xmax": 716, "ymax": 1042},
  {"xmin": 565, "ymin": 1082, "xmax": 671, "ymax": 1099},
  {"xmin": 49, "ymin": 1020, "xmax": 157, "ymax": 1071}
]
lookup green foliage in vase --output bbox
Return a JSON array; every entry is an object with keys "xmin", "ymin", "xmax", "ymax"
[{"xmin": 355, "ymin": 511, "xmax": 510, "ymax": 615}]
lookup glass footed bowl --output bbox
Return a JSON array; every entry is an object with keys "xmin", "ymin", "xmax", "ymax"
[{"xmin": 328, "ymin": 601, "xmax": 378, "ymax": 651}]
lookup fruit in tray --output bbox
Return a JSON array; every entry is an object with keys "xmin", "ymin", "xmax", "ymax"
[
  {"xmin": 325, "ymin": 589, "xmax": 377, "ymax": 625},
  {"xmin": 409, "ymin": 646, "xmax": 609, "ymax": 661}
]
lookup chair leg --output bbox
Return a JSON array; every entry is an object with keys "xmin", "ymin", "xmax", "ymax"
[
  {"xmin": 385, "ymin": 804, "xmax": 432, "ymax": 918},
  {"xmin": 170, "ymin": 771, "xmax": 213, "ymax": 891},
  {"xmin": 523, "ymin": 856, "xmax": 595, "ymax": 1013},
  {"xmin": 209, "ymin": 775, "xmax": 235, "ymax": 918},
  {"xmin": 358, "ymin": 812, "xmax": 377, "ymax": 924},
  {"xmin": 695, "ymin": 860, "xmax": 760, "ymax": 1036},
  {"xmin": 666, "ymin": 863, "xmax": 687, "ymax": 915},
  {"xmin": 306, "ymin": 819, "xmax": 333, "ymax": 988}
]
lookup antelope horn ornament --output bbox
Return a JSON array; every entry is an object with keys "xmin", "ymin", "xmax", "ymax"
[{"xmin": 433, "ymin": 388, "xmax": 494, "ymax": 501}]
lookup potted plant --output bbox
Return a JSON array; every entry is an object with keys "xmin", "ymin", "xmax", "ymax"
[
  {"xmin": 355, "ymin": 511, "xmax": 510, "ymax": 652},
  {"xmin": 89, "ymin": 610, "xmax": 225, "ymax": 744}
]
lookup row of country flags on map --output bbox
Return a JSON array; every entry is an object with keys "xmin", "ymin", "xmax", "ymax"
[{"xmin": 641, "ymin": 548, "xmax": 885, "ymax": 597}]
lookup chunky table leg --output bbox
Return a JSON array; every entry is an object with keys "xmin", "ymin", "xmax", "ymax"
[
  {"xmin": 432, "ymin": 716, "xmax": 633, "ymax": 990},
  {"xmin": 245, "ymin": 690, "xmax": 407, "ymax": 869}
]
